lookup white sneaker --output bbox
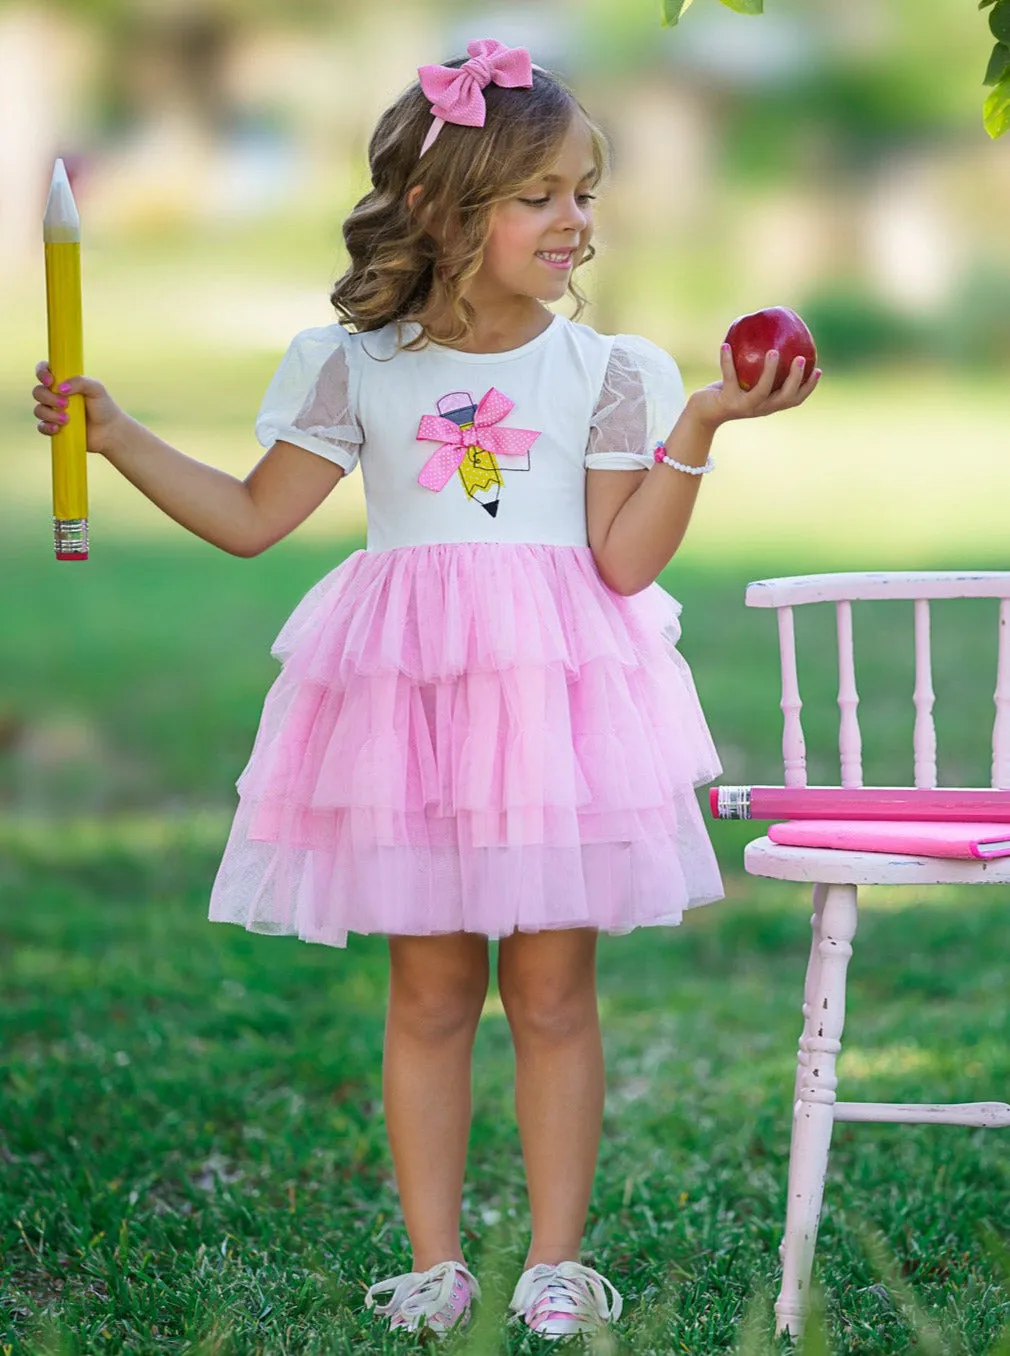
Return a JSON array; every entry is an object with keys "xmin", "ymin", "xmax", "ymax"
[
  {"xmin": 508, "ymin": 1260, "xmax": 624, "ymax": 1338},
  {"xmin": 365, "ymin": 1259, "xmax": 480, "ymax": 1337}
]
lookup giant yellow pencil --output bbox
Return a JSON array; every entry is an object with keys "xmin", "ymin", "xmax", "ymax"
[{"xmin": 43, "ymin": 159, "xmax": 88, "ymax": 561}]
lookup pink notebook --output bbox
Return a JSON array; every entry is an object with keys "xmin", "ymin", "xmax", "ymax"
[{"xmin": 768, "ymin": 820, "xmax": 1010, "ymax": 860}]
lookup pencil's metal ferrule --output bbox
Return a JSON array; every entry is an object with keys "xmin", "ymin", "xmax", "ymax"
[
  {"xmin": 717, "ymin": 786, "xmax": 750, "ymax": 819},
  {"xmin": 54, "ymin": 516, "xmax": 88, "ymax": 560}
]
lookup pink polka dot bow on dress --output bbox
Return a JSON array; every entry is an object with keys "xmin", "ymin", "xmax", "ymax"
[
  {"xmin": 417, "ymin": 38, "xmax": 534, "ymax": 157},
  {"xmin": 416, "ymin": 388, "xmax": 540, "ymax": 492}
]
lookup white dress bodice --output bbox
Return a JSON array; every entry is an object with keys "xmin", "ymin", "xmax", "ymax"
[{"xmin": 254, "ymin": 312, "xmax": 687, "ymax": 553}]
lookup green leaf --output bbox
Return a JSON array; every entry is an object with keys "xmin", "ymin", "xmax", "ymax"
[
  {"xmin": 661, "ymin": 0, "xmax": 696, "ymax": 26},
  {"xmin": 985, "ymin": 41, "xmax": 1010, "ymax": 85},
  {"xmin": 719, "ymin": 0, "xmax": 764, "ymax": 12},
  {"xmin": 980, "ymin": 0, "xmax": 998, "ymax": 10},
  {"xmin": 990, "ymin": 0, "xmax": 1010, "ymax": 43},
  {"xmin": 984, "ymin": 70, "xmax": 1010, "ymax": 137}
]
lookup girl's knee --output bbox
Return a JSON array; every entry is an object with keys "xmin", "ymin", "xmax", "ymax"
[
  {"xmin": 388, "ymin": 933, "xmax": 489, "ymax": 1038},
  {"xmin": 497, "ymin": 929, "xmax": 599, "ymax": 1039},
  {"xmin": 502, "ymin": 982, "xmax": 599, "ymax": 1041}
]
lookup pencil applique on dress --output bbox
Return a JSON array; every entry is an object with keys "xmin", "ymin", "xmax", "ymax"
[{"xmin": 416, "ymin": 387, "xmax": 540, "ymax": 517}]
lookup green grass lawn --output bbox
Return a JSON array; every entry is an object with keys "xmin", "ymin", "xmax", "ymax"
[{"xmin": 2, "ymin": 527, "xmax": 1010, "ymax": 1355}]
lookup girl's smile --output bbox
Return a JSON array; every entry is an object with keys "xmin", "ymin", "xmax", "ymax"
[{"xmin": 535, "ymin": 249, "xmax": 576, "ymax": 270}]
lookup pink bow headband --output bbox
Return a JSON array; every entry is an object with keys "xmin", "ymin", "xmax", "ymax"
[{"xmin": 417, "ymin": 38, "xmax": 537, "ymax": 158}]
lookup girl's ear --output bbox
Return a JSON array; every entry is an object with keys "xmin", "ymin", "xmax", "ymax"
[
  {"xmin": 407, "ymin": 185, "xmax": 455, "ymax": 249},
  {"xmin": 407, "ymin": 184, "xmax": 441, "ymax": 241}
]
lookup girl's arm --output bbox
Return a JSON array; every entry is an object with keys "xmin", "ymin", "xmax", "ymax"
[
  {"xmin": 587, "ymin": 409, "xmax": 712, "ymax": 596},
  {"xmin": 588, "ymin": 346, "xmax": 820, "ymax": 596},
  {"xmin": 102, "ymin": 418, "xmax": 345, "ymax": 557},
  {"xmin": 34, "ymin": 365, "xmax": 345, "ymax": 557}
]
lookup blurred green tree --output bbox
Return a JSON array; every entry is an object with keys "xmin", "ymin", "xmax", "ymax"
[{"xmin": 661, "ymin": 0, "xmax": 1010, "ymax": 139}]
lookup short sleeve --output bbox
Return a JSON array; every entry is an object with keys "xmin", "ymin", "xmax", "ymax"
[
  {"xmin": 585, "ymin": 334, "xmax": 686, "ymax": 471},
  {"xmin": 255, "ymin": 325, "xmax": 364, "ymax": 474}
]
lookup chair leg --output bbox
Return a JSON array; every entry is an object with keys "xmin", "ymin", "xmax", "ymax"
[
  {"xmin": 780, "ymin": 883, "xmax": 828, "ymax": 1265},
  {"xmin": 794, "ymin": 885, "xmax": 828, "ymax": 1114},
  {"xmin": 775, "ymin": 882, "xmax": 858, "ymax": 1341}
]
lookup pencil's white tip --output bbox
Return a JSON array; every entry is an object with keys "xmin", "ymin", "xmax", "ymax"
[{"xmin": 44, "ymin": 157, "xmax": 80, "ymax": 241}]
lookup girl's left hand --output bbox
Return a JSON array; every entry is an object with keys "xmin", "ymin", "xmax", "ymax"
[{"xmin": 689, "ymin": 346, "xmax": 822, "ymax": 430}]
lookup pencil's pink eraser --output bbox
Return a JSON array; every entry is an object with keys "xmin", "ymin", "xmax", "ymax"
[
  {"xmin": 709, "ymin": 788, "xmax": 719, "ymax": 816},
  {"xmin": 55, "ymin": 551, "xmax": 88, "ymax": 561}
]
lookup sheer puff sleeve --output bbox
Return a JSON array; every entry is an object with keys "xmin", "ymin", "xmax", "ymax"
[
  {"xmin": 585, "ymin": 334, "xmax": 687, "ymax": 471},
  {"xmin": 254, "ymin": 325, "xmax": 364, "ymax": 474}
]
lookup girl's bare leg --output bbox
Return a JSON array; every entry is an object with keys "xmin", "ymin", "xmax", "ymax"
[
  {"xmin": 384, "ymin": 932, "xmax": 490, "ymax": 1272},
  {"xmin": 497, "ymin": 927, "xmax": 604, "ymax": 1270}
]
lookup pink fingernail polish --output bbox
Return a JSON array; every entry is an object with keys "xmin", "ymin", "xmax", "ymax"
[{"xmin": 58, "ymin": 382, "xmax": 71, "ymax": 394}]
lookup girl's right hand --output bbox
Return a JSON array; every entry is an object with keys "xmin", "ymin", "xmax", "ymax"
[{"xmin": 33, "ymin": 362, "xmax": 127, "ymax": 457}]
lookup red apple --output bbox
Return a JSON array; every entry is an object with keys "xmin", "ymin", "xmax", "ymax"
[{"xmin": 724, "ymin": 306, "xmax": 817, "ymax": 393}]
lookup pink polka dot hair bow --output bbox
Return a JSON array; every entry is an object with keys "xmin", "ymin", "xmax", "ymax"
[
  {"xmin": 417, "ymin": 38, "xmax": 534, "ymax": 157},
  {"xmin": 416, "ymin": 387, "xmax": 540, "ymax": 491}
]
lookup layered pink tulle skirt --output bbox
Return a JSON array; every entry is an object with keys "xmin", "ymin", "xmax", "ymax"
[{"xmin": 208, "ymin": 542, "xmax": 723, "ymax": 948}]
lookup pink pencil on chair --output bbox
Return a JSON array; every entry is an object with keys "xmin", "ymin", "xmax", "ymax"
[{"xmin": 710, "ymin": 785, "xmax": 1010, "ymax": 823}]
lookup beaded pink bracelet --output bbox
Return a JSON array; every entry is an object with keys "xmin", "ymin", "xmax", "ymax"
[{"xmin": 654, "ymin": 443, "xmax": 715, "ymax": 475}]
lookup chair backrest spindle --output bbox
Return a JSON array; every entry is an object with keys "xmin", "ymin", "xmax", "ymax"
[
  {"xmin": 835, "ymin": 600, "xmax": 862, "ymax": 787},
  {"xmin": 777, "ymin": 605, "xmax": 807, "ymax": 786},
  {"xmin": 913, "ymin": 598, "xmax": 938, "ymax": 788}
]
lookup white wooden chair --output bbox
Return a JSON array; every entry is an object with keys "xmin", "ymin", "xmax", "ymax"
[{"xmin": 740, "ymin": 570, "xmax": 1010, "ymax": 1340}]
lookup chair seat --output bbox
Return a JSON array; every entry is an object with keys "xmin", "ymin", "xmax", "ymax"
[{"xmin": 744, "ymin": 835, "xmax": 1010, "ymax": 886}]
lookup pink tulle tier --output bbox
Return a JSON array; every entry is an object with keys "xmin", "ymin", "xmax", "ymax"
[{"xmin": 208, "ymin": 543, "xmax": 723, "ymax": 948}]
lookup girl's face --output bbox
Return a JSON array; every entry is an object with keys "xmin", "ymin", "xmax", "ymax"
[{"xmin": 474, "ymin": 116, "xmax": 598, "ymax": 307}]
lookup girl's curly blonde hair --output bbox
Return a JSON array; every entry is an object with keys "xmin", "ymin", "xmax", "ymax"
[{"xmin": 330, "ymin": 56, "xmax": 609, "ymax": 351}]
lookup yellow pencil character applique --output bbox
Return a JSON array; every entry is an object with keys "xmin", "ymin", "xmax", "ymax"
[{"xmin": 416, "ymin": 387, "xmax": 540, "ymax": 518}]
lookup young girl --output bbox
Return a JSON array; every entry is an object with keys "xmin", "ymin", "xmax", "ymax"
[{"xmin": 33, "ymin": 38, "xmax": 819, "ymax": 1342}]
